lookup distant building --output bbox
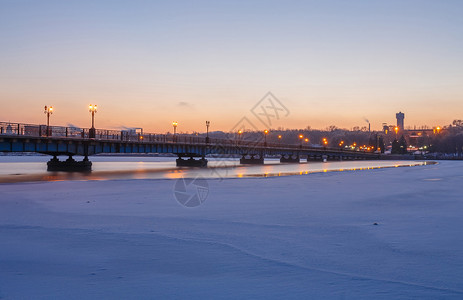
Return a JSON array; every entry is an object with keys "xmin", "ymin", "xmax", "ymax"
[
  {"xmin": 396, "ymin": 112, "xmax": 405, "ymax": 130},
  {"xmin": 382, "ymin": 123, "xmax": 389, "ymax": 134}
]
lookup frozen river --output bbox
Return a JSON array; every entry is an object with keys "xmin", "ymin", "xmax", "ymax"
[
  {"xmin": 0, "ymin": 155, "xmax": 430, "ymax": 183},
  {"xmin": 0, "ymin": 157, "xmax": 463, "ymax": 299},
  {"xmin": 1, "ymin": 159, "xmax": 463, "ymax": 298}
]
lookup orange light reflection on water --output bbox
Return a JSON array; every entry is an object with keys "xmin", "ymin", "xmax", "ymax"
[{"xmin": 0, "ymin": 160, "xmax": 438, "ymax": 183}]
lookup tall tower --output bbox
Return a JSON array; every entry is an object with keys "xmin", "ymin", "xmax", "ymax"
[{"xmin": 396, "ymin": 112, "xmax": 405, "ymax": 131}]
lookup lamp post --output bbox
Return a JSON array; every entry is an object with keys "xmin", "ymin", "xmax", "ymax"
[
  {"xmin": 323, "ymin": 138, "xmax": 328, "ymax": 150},
  {"xmin": 299, "ymin": 134, "xmax": 303, "ymax": 148},
  {"xmin": 278, "ymin": 135, "xmax": 282, "ymax": 145},
  {"xmin": 44, "ymin": 105, "xmax": 53, "ymax": 136},
  {"xmin": 89, "ymin": 104, "xmax": 97, "ymax": 138},
  {"xmin": 304, "ymin": 138, "xmax": 309, "ymax": 146},
  {"xmin": 237, "ymin": 130, "xmax": 243, "ymax": 144},
  {"xmin": 205, "ymin": 121, "xmax": 210, "ymax": 144},
  {"xmin": 264, "ymin": 129, "xmax": 269, "ymax": 146},
  {"xmin": 172, "ymin": 121, "xmax": 178, "ymax": 142}
]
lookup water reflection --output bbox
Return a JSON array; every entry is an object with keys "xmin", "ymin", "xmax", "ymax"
[{"xmin": 0, "ymin": 156, "xmax": 435, "ymax": 183}]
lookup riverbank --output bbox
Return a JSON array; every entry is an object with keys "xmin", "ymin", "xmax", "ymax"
[{"xmin": 1, "ymin": 161, "xmax": 463, "ymax": 299}]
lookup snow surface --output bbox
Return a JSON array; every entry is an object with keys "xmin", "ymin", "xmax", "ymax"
[{"xmin": 1, "ymin": 161, "xmax": 463, "ymax": 299}]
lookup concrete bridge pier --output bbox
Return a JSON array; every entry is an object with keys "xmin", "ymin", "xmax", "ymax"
[
  {"xmin": 176, "ymin": 156, "xmax": 208, "ymax": 167},
  {"xmin": 47, "ymin": 155, "xmax": 92, "ymax": 172},
  {"xmin": 240, "ymin": 154, "xmax": 264, "ymax": 165},
  {"xmin": 280, "ymin": 154, "xmax": 300, "ymax": 163}
]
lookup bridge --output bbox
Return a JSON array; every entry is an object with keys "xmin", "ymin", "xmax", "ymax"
[{"xmin": 0, "ymin": 121, "xmax": 380, "ymax": 171}]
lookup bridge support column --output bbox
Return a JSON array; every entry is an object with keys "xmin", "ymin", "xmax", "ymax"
[
  {"xmin": 47, "ymin": 155, "xmax": 92, "ymax": 172},
  {"xmin": 176, "ymin": 156, "xmax": 208, "ymax": 167},
  {"xmin": 280, "ymin": 155, "xmax": 300, "ymax": 163},
  {"xmin": 240, "ymin": 155, "xmax": 264, "ymax": 165}
]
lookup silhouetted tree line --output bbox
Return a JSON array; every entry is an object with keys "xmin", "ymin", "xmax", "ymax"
[
  {"xmin": 369, "ymin": 134, "xmax": 385, "ymax": 153},
  {"xmin": 428, "ymin": 123, "xmax": 463, "ymax": 155},
  {"xmin": 200, "ymin": 120, "xmax": 463, "ymax": 155},
  {"xmin": 206, "ymin": 128, "xmax": 378, "ymax": 149}
]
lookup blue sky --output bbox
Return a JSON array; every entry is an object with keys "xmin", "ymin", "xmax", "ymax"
[{"xmin": 1, "ymin": 0, "xmax": 462, "ymax": 132}]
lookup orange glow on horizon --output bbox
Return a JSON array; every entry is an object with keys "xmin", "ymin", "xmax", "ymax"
[{"xmin": 2, "ymin": 101, "xmax": 460, "ymax": 134}]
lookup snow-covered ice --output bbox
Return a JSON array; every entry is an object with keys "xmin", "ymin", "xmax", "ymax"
[{"xmin": 1, "ymin": 161, "xmax": 463, "ymax": 299}]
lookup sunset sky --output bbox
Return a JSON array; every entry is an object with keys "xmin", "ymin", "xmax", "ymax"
[{"xmin": 1, "ymin": 0, "xmax": 462, "ymax": 133}]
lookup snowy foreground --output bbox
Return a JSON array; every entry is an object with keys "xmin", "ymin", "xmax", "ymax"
[{"xmin": 1, "ymin": 162, "xmax": 463, "ymax": 299}]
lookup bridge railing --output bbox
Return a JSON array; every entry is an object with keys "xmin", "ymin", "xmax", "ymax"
[{"xmin": 0, "ymin": 121, "xmax": 376, "ymax": 155}]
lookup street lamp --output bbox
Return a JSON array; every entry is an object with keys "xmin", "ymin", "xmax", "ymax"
[
  {"xmin": 299, "ymin": 134, "xmax": 303, "ymax": 147},
  {"xmin": 278, "ymin": 135, "xmax": 282, "ymax": 145},
  {"xmin": 237, "ymin": 130, "xmax": 243, "ymax": 144},
  {"xmin": 172, "ymin": 121, "xmax": 178, "ymax": 141},
  {"xmin": 205, "ymin": 121, "xmax": 210, "ymax": 143},
  {"xmin": 322, "ymin": 138, "xmax": 328, "ymax": 150},
  {"xmin": 89, "ymin": 104, "xmax": 97, "ymax": 138},
  {"xmin": 304, "ymin": 138, "xmax": 309, "ymax": 147},
  {"xmin": 44, "ymin": 105, "xmax": 53, "ymax": 136},
  {"xmin": 264, "ymin": 129, "xmax": 269, "ymax": 146},
  {"xmin": 394, "ymin": 126, "xmax": 399, "ymax": 136}
]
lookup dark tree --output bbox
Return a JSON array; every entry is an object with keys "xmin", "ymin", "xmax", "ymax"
[
  {"xmin": 398, "ymin": 135, "xmax": 408, "ymax": 154},
  {"xmin": 391, "ymin": 139, "xmax": 400, "ymax": 154},
  {"xmin": 378, "ymin": 136, "xmax": 385, "ymax": 153}
]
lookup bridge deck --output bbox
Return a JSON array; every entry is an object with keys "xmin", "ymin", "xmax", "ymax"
[{"xmin": 0, "ymin": 121, "xmax": 380, "ymax": 160}]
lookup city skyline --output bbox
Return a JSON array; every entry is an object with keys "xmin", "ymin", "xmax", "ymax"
[{"xmin": 1, "ymin": 0, "xmax": 462, "ymax": 132}]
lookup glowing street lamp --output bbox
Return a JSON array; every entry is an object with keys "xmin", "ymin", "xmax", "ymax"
[
  {"xmin": 172, "ymin": 121, "xmax": 178, "ymax": 134},
  {"xmin": 44, "ymin": 105, "xmax": 53, "ymax": 136},
  {"xmin": 237, "ymin": 130, "xmax": 243, "ymax": 143},
  {"xmin": 278, "ymin": 135, "xmax": 282, "ymax": 144},
  {"xmin": 304, "ymin": 138, "xmax": 309, "ymax": 145},
  {"xmin": 235, "ymin": 129, "xmax": 243, "ymax": 143},
  {"xmin": 89, "ymin": 104, "xmax": 97, "ymax": 138},
  {"xmin": 172, "ymin": 121, "xmax": 178, "ymax": 141},
  {"xmin": 89, "ymin": 104, "xmax": 97, "ymax": 127},
  {"xmin": 205, "ymin": 120, "xmax": 210, "ymax": 143},
  {"xmin": 299, "ymin": 134, "xmax": 304, "ymax": 147},
  {"xmin": 394, "ymin": 126, "xmax": 399, "ymax": 136},
  {"xmin": 264, "ymin": 129, "xmax": 269, "ymax": 146}
]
